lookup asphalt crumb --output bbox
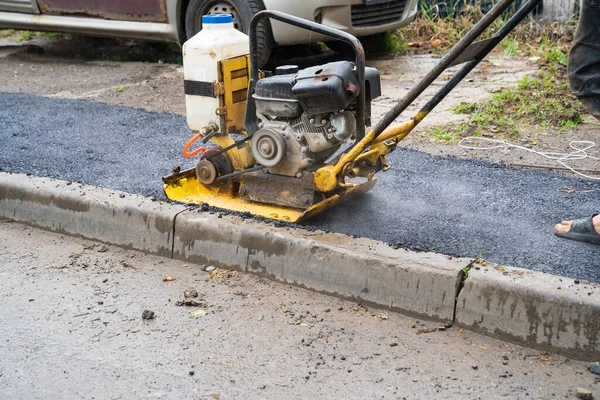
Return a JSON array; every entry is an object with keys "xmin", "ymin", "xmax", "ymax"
[{"xmin": 1, "ymin": 92, "xmax": 599, "ymax": 281}]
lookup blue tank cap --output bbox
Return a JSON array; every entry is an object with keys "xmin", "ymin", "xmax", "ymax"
[{"xmin": 202, "ymin": 14, "xmax": 233, "ymax": 24}]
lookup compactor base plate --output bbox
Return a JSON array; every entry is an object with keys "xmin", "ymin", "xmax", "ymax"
[{"xmin": 163, "ymin": 168, "xmax": 376, "ymax": 223}]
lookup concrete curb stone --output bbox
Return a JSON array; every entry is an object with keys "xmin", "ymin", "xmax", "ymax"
[
  {"xmin": 456, "ymin": 265, "xmax": 600, "ymax": 360},
  {"xmin": 172, "ymin": 210, "xmax": 466, "ymax": 322},
  {"xmin": 0, "ymin": 172, "xmax": 185, "ymax": 257}
]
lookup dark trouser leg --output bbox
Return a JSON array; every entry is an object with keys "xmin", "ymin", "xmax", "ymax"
[{"xmin": 568, "ymin": 0, "xmax": 600, "ymax": 120}]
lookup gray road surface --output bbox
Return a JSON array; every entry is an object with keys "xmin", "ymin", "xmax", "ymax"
[
  {"xmin": 1, "ymin": 221, "xmax": 597, "ymax": 399},
  {"xmin": 1, "ymin": 92, "xmax": 599, "ymax": 282}
]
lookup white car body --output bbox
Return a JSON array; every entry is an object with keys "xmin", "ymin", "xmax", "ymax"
[
  {"xmin": 0, "ymin": 0, "xmax": 418, "ymax": 46},
  {"xmin": 264, "ymin": 0, "xmax": 418, "ymax": 45}
]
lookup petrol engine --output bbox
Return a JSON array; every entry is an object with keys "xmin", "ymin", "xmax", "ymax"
[{"xmin": 251, "ymin": 61, "xmax": 381, "ymax": 178}]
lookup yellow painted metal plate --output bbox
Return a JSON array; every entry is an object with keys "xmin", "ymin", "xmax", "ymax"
[
  {"xmin": 299, "ymin": 179, "xmax": 377, "ymax": 221},
  {"xmin": 164, "ymin": 168, "xmax": 304, "ymax": 222},
  {"xmin": 218, "ymin": 55, "xmax": 249, "ymax": 134},
  {"xmin": 163, "ymin": 169, "xmax": 377, "ymax": 223}
]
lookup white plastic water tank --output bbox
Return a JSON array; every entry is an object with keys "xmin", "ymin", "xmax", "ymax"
[{"xmin": 182, "ymin": 14, "xmax": 250, "ymax": 132}]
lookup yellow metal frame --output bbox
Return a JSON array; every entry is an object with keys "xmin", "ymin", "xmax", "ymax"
[
  {"xmin": 217, "ymin": 55, "xmax": 250, "ymax": 135},
  {"xmin": 313, "ymin": 110, "xmax": 429, "ymax": 192}
]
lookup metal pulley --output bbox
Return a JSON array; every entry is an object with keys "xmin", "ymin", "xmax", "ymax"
[{"xmin": 251, "ymin": 129, "xmax": 287, "ymax": 167}]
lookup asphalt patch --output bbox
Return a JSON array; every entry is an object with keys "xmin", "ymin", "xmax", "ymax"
[
  {"xmin": 1, "ymin": 92, "xmax": 599, "ymax": 281},
  {"xmin": 0, "ymin": 92, "xmax": 195, "ymax": 197}
]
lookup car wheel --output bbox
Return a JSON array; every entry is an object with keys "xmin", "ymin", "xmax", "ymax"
[
  {"xmin": 326, "ymin": 33, "xmax": 395, "ymax": 59},
  {"xmin": 324, "ymin": 40, "xmax": 355, "ymax": 61},
  {"xmin": 184, "ymin": 0, "xmax": 273, "ymax": 67}
]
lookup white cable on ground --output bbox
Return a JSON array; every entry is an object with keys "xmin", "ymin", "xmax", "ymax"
[{"xmin": 457, "ymin": 137, "xmax": 600, "ymax": 180}]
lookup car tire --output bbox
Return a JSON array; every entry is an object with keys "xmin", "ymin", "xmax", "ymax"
[
  {"xmin": 184, "ymin": 0, "xmax": 273, "ymax": 67},
  {"xmin": 326, "ymin": 32, "xmax": 394, "ymax": 59},
  {"xmin": 324, "ymin": 40, "xmax": 355, "ymax": 61}
]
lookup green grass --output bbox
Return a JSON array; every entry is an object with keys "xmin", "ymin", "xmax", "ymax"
[
  {"xmin": 112, "ymin": 56, "xmax": 130, "ymax": 62},
  {"xmin": 542, "ymin": 45, "xmax": 568, "ymax": 66},
  {"xmin": 0, "ymin": 29, "xmax": 14, "ymax": 38},
  {"xmin": 452, "ymin": 102, "xmax": 478, "ymax": 114},
  {"xmin": 399, "ymin": 4, "xmax": 580, "ymax": 142},
  {"xmin": 559, "ymin": 119, "xmax": 579, "ymax": 130},
  {"xmin": 17, "ymin": 30, "xmax": 34, "ymax": 42},
  {"xmin": 396, "ymin": 4, "xmax": 575, "ymax": 58},
  {"xmin": 163, "ymin": 58, "xmax": 184, "ymax": 65},
  {"xmin": 166, "ymin": 42, "xmax": 181, "ymax": 52},
  {"xmin": 361, "ymin": 31, "xmax": 407, "ymax": 54},
  {"xmin": 502, "ymin": 38, "xmax": 518, "ymax": 56},
  {"xmin": 426, "ymin": 126, "xmax": 461, "ymax": 143},
  {"xmin": 115, "ymin": 84, "xmax": 128, "ymax": 92},
  {"xmin": 448, "ymin": 67, "xmax": 583, "ymax": 139},
  {"xmin": 10, "ymin": 30, "xmax": 59, "ymax": 42}
]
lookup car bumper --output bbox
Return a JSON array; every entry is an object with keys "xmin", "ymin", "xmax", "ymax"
[{"xmin": 263, "ymin": 0, "xmax": 419, "ymax": 45}]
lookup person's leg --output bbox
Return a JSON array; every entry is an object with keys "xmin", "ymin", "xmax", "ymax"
[
  {"xmin": 554, "ymin": 8, "xmax": 600, "ymax": 245},
  {"xmin": 567, "ymin": 0, "xmax": 600, "ymax": 119},
  {"xmin": 554, "ymin": 214, "xmax": 600, "ymax": 245},
  {"xmin": 555, "ymin": 214, "xmax": 600, "ymax": 234}
]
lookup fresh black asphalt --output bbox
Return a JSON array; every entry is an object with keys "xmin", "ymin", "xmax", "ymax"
[{"xmin": 1, "ymin": 92, "xmax": 598, "ymax": 282}]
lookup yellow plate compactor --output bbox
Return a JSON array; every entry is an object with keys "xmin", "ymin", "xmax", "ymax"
[{"xmin": 164, "ymin": 1, "xmax": 540, "ymax": 223}]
